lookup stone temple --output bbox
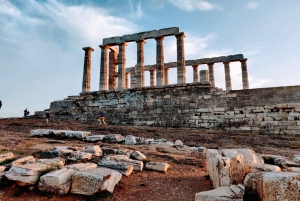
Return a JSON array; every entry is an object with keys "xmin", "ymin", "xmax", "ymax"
[{"xmin": 45, "ymin": 27, "xmax": 300, "ymax": 135}]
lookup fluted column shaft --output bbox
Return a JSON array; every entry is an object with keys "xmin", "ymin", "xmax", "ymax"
[
  {"xmin": 82, "ymin": 47, "xmax": 94, "ymax": 92},
  {"xmin": 241, "ymin": 59, "xmax": 249, "ymax": 89},
  {"xmin": 99, "ymin": 45, "xmax": 108, "ymax": 90},
  {"xmin": 176, "ymin": 33, "xmax": 186, "ymax": 84},
  {"xmin": 155, "ymin": 36, "xmax": 164, "ymax": 86},
  {"xmin": 192, "ymin": 65, "xmax": 199, "ymax": 83},
  {"xmin": 126, "ymin": 72, "xmax": 130, "ymax": 89},
  {"xmin": 136, "ymin": 40, "xmax": 146, "ymax": 87},
  {"xmin": 130, "ymin": 68, "xmax": 137, "ymax": 88},
  {"xmin": 109, "ymin": 49, "xmax": 118, "ymax": 90},
  {"xmin": 208, "ymin": 63, "xmax": 215, "ymax": 87},
  {"xmin": 117, "ymin": 43, "xmax": 126, "ymax": 89},
  {"xmin": 164, "ymin": 68, "xmax": 170, "ymax": 85},
  {"xmin": 224, "ymin": 62, "xmax": 232, "ymax": 91},
  {"xmin": 149, "ymin": 70, "xmax": 156, "ymax": 86}
]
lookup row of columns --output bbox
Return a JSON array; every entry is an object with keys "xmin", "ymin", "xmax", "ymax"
[{"xmin": 82, "ymin": 47, "xmax": 249, "ymax": 93}]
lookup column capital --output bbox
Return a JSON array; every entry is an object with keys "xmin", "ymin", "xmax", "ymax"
[
  {"xmin": 154, "ymin": 36, "xmax": 165, "ymax": 41},
  {"xmin": 99, "ymin": 44, "xmax": 109, "ymax": 49},
  {"xmin": 223, "ymin": 61, "xmax": 231, "ymax": 65},
  {"xmin": 149, "ymin": 69, "xmax": 156, "ymax": 73},
  {"xmin": 136, "ymin": 39, "xmax": 146, "ymax": 44},
  {"xmin": 175, "ymin": 32, "xmax": 185, "ymax": 38},
  {"xmin": 240, "ymin": 59, "xmax": 248, "ymax": 63},
  {"xmin": 192, "ymin": 64, "xmax": 199, "ymax": 68},
  {"xmin": 116, "ymin": 42, "xmax": 127, "ymax": 46},
  {"xmin": 207, "ymin": 63, "xmax": 214, "ymax": 67},
  {"xmin": 82, "ymin": 47, "xmax": 94, "ymax": 51}
]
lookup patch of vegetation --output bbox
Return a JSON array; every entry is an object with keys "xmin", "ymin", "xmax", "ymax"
[
  {"xmin": 85, "ymin": 192, "xmax": 113, "ymax": 200},
  {"xmin": 0, "ymin": 158, "xmax": 16, "ymax": 165},
  {"xmin": 291, "ymin": 142, "xmax": 300, "ymax": 149}
]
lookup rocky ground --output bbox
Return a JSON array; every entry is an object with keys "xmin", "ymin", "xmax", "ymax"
[{"xmin": 0, "ymin": 118, "xmax": 299, "ymax": 201}]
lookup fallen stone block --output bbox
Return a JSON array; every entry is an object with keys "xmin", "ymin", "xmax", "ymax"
[
  {"xmin": 287, "ymin": 167, "xmax": 300, "ymax": 173},
  {"xmin": 36, "ymin": 157, "xmax": 65, "ymax": 167},
  {"xmin": 145, "ymin": 162, "xmax": 169, "ymax": 173},
  {"xmin": 206, "ymin": 149, "xmax": 245, "ymax": 188},
  {"xmin": 0, "ymin": 166, "xmax": 5, "ymax": 173},
  {"xmin": 85, "ymin": 135, "xmax": 106, "ymax": 142},
  {"xmin": 262, "ymin": 154, "xmax": 300, "ymax": 168},
  {"xmin": 131, "ymin": 151, "xmax": 146, "ymax": 160},
  {"xmin": 103, "ymin": 134, "xmax": 125, "ymax": 143},
  {"xmin": 102, "ymin": 147, "xmax": 118, "ymax": 156},
  {"xmin": 125, "ymin": 135, "xmax": 136, "ymax": 145},
  {"xmin": 244, "ymin": 172, "xmax": 300, "ymax": 201},
  {"xmin": 48, "ymin": 130, "xmax": 69, "ymax": 137},
  {"xmin": 65, "ymin": 131, "xmax": 92, "ymax": 139},
  {"xmin": 64, "ymin": 163, "xmax": 97, "ymax": 171},
  {"xmin": 0, "ymin": 152, "xmax": 14, "ymax": 163},
  {"xmin": 195, "ymin": 184, "xmax": 244, "ymax": 201},
  {"xmin": 99, "ymin": 155, "xmax": 143, "ymax": 172},
  {"xmin": 175, "ymin": 140, "xmax": 183, "ymax": 146},
  {"xmin": 43, "ymin": 146, "xmax": 74, "ymax": 158},
  {"xmin": 5, "ymin": 163, "xmax": 56, "ymax": 186},
  {"xmin": 117, "ymin": 149, "xmax": 134, "ymax": 157},
  {"xmin": 12, "ymin": 156, "xmax": 36, "ymax": 166},
  {"xmin": 292, "ymin": 155, "xmax": 300, "ymax": 163},
  {"xmin": 248, "ymin": 164, "xmax": 281, "ymax": 174},
  {"xmin": 30, "ymin": 129, "xmax": 50, "ymax": 136},
  {"xmin": 38, "ymin": 168, "xmax": 75, "ymax": 194},
  {"xmin": 84, "ymin": 145, "xmax": 102, "ymax": 156},
  {"xmin": 71, "ymin": 167, "xmax": 122, "ymax": 195},
  {"xmin": 67, "ymin": 151, "xmax": 92, "ymax": 161}
]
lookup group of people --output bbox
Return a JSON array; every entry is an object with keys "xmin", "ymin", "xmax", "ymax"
[{"xmin": 22, "ymin": 107, "xmax": 106, "ymax": 125}]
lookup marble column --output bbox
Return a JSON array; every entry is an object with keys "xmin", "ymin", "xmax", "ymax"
[
  {"xmin": 82, "ymin": 47, "xmax": 94, "ymax": 92},
  {"xmin": 224, "ymin": 61, "xmax": 232, "ymax": 91},
  {"xmin": 109, "ymin": 49, "xmax": 118, "ymax": 90},
  {"xmin": 149, "ymin": 69, "xmax": 156, "ymax": 86},
  {"xmin": 176, "ymin": 33, "xmax": 186, "ymax": 84},
  {"xmin": 164, "ymin": 68, "xmax": 170, "ymax": 85},
  {"xmin": 200, "ymin": 70, "xmax": 209, "ymax": 84},
  {"xmin": 130, "ymin": 68, "xmax": 137, "ymax": 88},
  {"xmin": 117, "ymin": 42, "xmax": 126, "ymax": 89},
  {"xmin": 208, "ymin": 63, "xmax": 215, "ymax": 87},
  {"xmin": 126, "ymin": 72, "xmax": 130, "ymax": 89},
  {"xmin": 155, "ymin": 36, "xmax": 164, "ymax": 86},
  {"xmin": 192, "ymin": 65, "xmax": 199, "ymax": 83},
  {"xmin": 99, "ymin": 45, "xmax": 108, "ymax": 90},
  {"xmin": 241, "ymin": 59, "xmax": 250, "ymax": 89},
  {"xmin": 136, "ymin": 39, "xmax": 146, "ymax": 87}
]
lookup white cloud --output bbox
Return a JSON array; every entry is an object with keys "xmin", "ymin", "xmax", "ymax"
[
  {"xmin": 169, "ymin": 0, "xmax": 221, "ymax": 11},
  {"xmin": 246, "ymin": 2, "xmax": 258, "ymax": 9},
  {"xmin": 129, "ymin": 0, "xmax": 143, "ymax": 18}
]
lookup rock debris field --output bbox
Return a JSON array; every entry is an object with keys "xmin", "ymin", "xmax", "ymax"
[{"xmin": 0, "ymin": 118, "xmax": 299, "ymax": 201}]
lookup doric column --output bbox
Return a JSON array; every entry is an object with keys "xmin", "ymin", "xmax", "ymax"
[
  {"xmin": 192, "ymin": 65, "xmax": 199, "ymax": 83},
  {"xmin": 224, "ymin": 61, "xmax": 232, "ymax": 91},
  {"xmin": 126, "ymin": 72, "xmax": 130, "ymax": 89},
  {"xmin": 117, "ymin": 42, "xmax": 126, "ymax": 89},
  {"xmin": 241, "ymin": 59, "xmax": 249, "ymax": 89},
  {"xmin": 149, "ymin": 69, "xmax": 156, "ymax": 86},
  {"xmin": 208, "ymin": 63, "xmax": 215, "ymax": 87},
  {"xmin": 200, "ymin": 70, "xmax": 210, "ymax": 84},
  {"xmin": 99, "ymin": 45, "xmax": 108, "ymax": 90},
  {"xmin": 82, "ymin": 47, "xmax": 94, "ymax": 92},
  {"xmin": 164, "ymin": 68, "xmax": 170, "ymax": 85},
  {"xmin": 130, "ymin": 68, "xmax": 137, "ymax": 88},
  {"xmin": 176, "ymin": 33, "xmax": 186, "ymax": 84},
  {"xmin": 109, "ymin": 49, "xmax": 118, "ymax": 90},
  {"xmin": 155, "ymin": 36, "xmax": 164, "ymax": 86},
  {"xmin": 136, "ymin": 39, "xmax": 146, "ymax": 87}
]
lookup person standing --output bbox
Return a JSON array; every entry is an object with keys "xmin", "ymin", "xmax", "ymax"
[
  {"xmin": 45, "ymin": 110, "xmax": 50, "ymax": 123},
  {"xmin": 0, "ymin": 100, "xmax": 2, "ymax": 109},
  {"xmin": 98, "ymin": 110, "xmax": 107, "ymax": 125},
  {"xmin": 24, "ymin": 108, "xmax": 28, "ymax": 117}
]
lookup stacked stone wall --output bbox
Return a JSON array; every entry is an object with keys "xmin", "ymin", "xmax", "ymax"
[{"xmin": 49, "ymin": 84, "xmax": 300, "ymax": 134}]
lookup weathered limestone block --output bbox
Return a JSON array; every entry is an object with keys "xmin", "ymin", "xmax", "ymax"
[
  {"xmin": 125, "ymin": 135, "xmax": 136, "ymax": 145},
  {"xmin": 197, "ymin": 108, "xmax": 212, "ymax": 113},
  {"xmin": 36, "ymin": 158, "xmax": 65, "ymax": 167},
  {"xmin": 12, "ymin": 156, "xmax": 36, "ymax": 166},
  {"xmin": 163, "ymin": 141, "xmax": 174, "ymax": 147},
  {"xmin": 131, "ymin": 151, "xmax": 146, "ymax": 160},
  {"xmin": 117, "ymin": 149, "xmax": 134, "ymax": 157},
  {"xmin": 30, "ymin": 129, "xmax": 50, "ymax": 136},
  {"xmin": 287, "ymin": 167, "xmax": 300, "ymax": 173},
  {"xmin": 175, "ymin": 140, "xmax": 183, "ymax": 146},
  {"xmin": 43, "ymin": 146, "xmax": 74, "ymax": 158},
  {"xmin": 5, "ymin": 163, "xmax": 55, "ymax": 186},
  {"xmin": 84, "ymin": 145, "xmax": 102, "ymax": 156},
  {"xmin": 244, "ymin": 172, "xmax": 300, "ymax": 201},
  {"xmin": 275, "ymin": 103, "xmax": 288, "ymax": 109},
  {"xmin": 103, "ymin": 134, "xmax": 125, "ymax": 143},
  {"xmin": 206, "ymin": 149, "xmax": 245, "ymax": 188},
  {"xmin": 64, "ymin": 163, "xmax": 97, "ymax": 171},
  {"xmin": 38, "ymin": 168, "xmax": 75, "ymax": 194},
  {"xmin": 0, "ymin": 152, "xmax": 14, "ymax": 163},
  {"xmin": 101, "ymin": 147, "xmax": 118, "ymax": 155},
  {"xmin": 67, "ymin": 151, "xmax": 92, "ymax": 161},
  {"xmin": 145, "ymin": 162, "xmax": 169, "ymax": 172},
  {"xmin": 292, "ymin": 155, "xmax": 300, "ymax": 163},
  {"xmin": 65, "ymin": 131, "xmax": 92, "ymax": 139},
  {"xmin": 99, "ymin": 155, "xmax": 143, "ymax": 172},
  {"xmin": 189, "ymin": 147, "xmax": 207, "ymax": 157},
  {"xmin": 261, "ymin": 154, "xmax": 300, "ymax": 167},
  {"xmin": 0, "ymin": 166, "xmax": 5, "ymax": 172},
  {"xmin": 247, "ymin": 164, "xmax": 281, "ymax": 174},
  {"xmin": 49, "ymin": 130, "xmax": 69, "ymax": 137},
  {"xmin": 71, "ymin": 167, "xmax": 122, "ymax": 195},
  {"xmin": 195, "ymin": 184, "xmax": 245, "ymax": 201},
  {"xmin": 85, "ymin": 135, "xmax": 106, "ymax": 142}
]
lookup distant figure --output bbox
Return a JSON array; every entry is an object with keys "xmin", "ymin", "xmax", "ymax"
[
  {"xmin": 24, "ymin": 108, "xmax": 29, "ymax": 117},
  {"xmin": 45, "ymin": 110, "xmax": 50, "ymax": 123},
  {"xmin": 98, "ymin": 110, "xmax": 107, "ymax": 126},
  {"xmin": 0, "ymin": 100, "xmax": 2, "ymax": 109}
]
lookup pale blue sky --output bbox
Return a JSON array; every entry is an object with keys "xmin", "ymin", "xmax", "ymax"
[{"xmin": 1, "ymin": 0, "xmax": 300, "ymax": 117}]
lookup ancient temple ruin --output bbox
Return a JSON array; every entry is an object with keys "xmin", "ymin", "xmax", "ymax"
[{"xmin": 47, "ymin": 27, "xmax": 300, "ymax": 135}]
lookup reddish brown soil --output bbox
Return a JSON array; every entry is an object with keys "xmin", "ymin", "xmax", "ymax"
[{"xmin": 0, "ymin": 118, "xmax": 299, "ymax": 201}]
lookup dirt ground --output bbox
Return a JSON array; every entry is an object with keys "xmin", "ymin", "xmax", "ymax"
[{"xmin": 0, "ymin": 118, "xmax": 299, "ymax": 201}]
